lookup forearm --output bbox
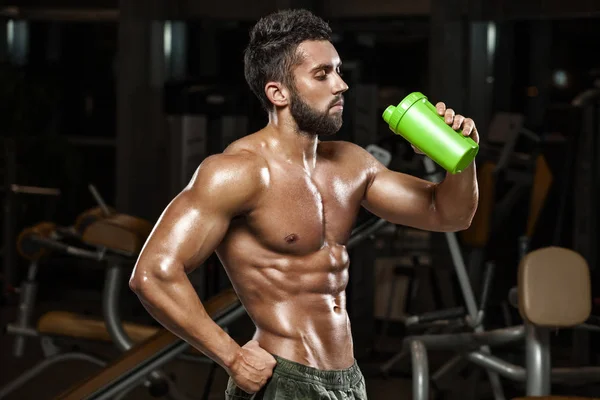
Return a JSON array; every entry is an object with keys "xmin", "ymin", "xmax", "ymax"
[
  {"xmin": 433, "ymin": 161, "xmax": 479, "ymax": 229},
  {"xmin": 131, "ymin": 268, "xmax": 240, "ymax": 370}
]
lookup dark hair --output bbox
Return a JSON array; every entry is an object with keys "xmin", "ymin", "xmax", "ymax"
[{"xmin": 244, "ymin": 9, "xmax": 332, "ymax": 111}]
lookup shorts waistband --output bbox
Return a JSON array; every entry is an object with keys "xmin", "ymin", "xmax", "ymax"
[{"xmin": 271, "ymin": 355, "xmax": 363, "ymax": 390}]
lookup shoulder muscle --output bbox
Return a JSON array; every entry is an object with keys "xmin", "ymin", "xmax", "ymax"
[
  {"xmin": 186, "ymin": 151, "xmax": 268, "ymax": 216},
  {"xmin": 325, "ymin": 140, "xmax": 385, "ymax": 174}
]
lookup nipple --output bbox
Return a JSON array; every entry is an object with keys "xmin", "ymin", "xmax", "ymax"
[{"xmin": 285, "ymin": 234, "xmax": 298, "ymax": 244}]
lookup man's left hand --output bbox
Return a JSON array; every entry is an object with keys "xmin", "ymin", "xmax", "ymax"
[{"xmin": 435, "ymin": 102, "xmax": 479, "ymax": 145}]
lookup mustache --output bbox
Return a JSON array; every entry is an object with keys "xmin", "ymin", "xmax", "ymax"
[{"xmin": 329, "ymin": 96, "xmax": 344, "ymax": 108}]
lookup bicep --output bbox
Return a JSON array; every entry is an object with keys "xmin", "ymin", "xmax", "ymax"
[
  {"xmin": 136, "ymin": 189, "xmax": 231, "ymax": 275},
  {"xmin": 135, "ymin": 154, "xmax": 263, "ymax": 275},
  {"xmin": 362, "ymin": 168, "xmax": 443, "ymax": 231}
]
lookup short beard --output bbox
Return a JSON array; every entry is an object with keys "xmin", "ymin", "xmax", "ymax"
[{"xmin": 288, "ymin": 86, "xmax": 343, "ymax": 137}]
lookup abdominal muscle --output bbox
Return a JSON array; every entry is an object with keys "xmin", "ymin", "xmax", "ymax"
[
  {"xmin": 217, "ymin": 232, "xmax": 355, "ymax": 371},
  {"xmin": 251, "ymin": 289, "xmax": 355, "ymax": 371}
]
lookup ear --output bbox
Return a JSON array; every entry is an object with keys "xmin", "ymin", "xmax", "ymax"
[{"xmin": 265, "ymin": 81, "xmax": 289, "ymax": 107}]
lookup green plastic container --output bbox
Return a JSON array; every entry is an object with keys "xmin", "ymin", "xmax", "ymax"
[{"xmin": 382, "ymin": 92, "xmax": 479, "ymax": 174}]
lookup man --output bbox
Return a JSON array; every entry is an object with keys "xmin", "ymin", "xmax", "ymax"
[{"xmin": 129, "ymin": 9, "xmax": 479, "ymax": 400}]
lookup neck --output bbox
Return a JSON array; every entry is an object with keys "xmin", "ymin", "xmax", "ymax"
[{"xmin": 266, "ymin": 110, "xmax": 319, "ymax": 172}]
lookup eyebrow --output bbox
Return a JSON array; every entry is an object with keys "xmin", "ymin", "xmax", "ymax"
[{"xmin": 309, "ymin": 62, "xmax": 342, "ymax": 73}]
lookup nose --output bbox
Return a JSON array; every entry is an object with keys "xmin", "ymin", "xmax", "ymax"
[{"xmin": 333, "ymin": 73, "xmax": 349, "ymax": 95}]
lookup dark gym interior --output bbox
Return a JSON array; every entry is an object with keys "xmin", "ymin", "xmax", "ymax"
[{"xmin": 1, "ymin": 0, "xmax": 600, "ymax": 399}]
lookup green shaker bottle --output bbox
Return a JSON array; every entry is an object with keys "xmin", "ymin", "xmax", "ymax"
[{"xmin": 382, "ymin": 92, "xmax": 479, "ymax": 174}]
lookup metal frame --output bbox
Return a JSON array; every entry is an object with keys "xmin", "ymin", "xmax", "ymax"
[
  {"xmin": 1, "ymin": 252, "xmax": 124, "ymax": 398},
  {"xmin": 408, "ymin": 318, "xmax": 600, "ymax": 400}
]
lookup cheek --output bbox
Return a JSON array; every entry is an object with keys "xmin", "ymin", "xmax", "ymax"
[
  {"xmin": 294, "ymin": 78, "xmax": 330, "ymax": 111},
  {"xmin": 307, "ymin": 90, "xmax": 331, "ymax": 111}
]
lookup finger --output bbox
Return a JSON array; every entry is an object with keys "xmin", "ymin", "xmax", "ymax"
[
  {"xmin": 238, "ymin": 379, "xmax": 258, "ymax": 394},
  {"xmin": 242, "ymin": 370, "xmax": 270, "ymax": 392},
  {"xmin": 444, "ymin": 108, "xmax": 455, "ymax": 124},
  {"xmin": 264, "ymin": 367, "xmax": 274, "ymax": 379},
  {"xmin": 452, "ymin": 115, "xmax": 465, "ymax": 131},
  {"xmin": 240, "ymin": 350, "xmax": 266, "ymax": 370},
  {"xmin": 237, "ymin": 380, "xmax": 258, "ymax": 394},
  {"xmin": 252, "ymin": 377, "xmax": 268, "ymax": 393},
  {"xmin": 238, "ymin": 384, "xmax": 255, "ymax": 395},
  {"xmin": 462, "ymin": 118, "xmax": 475, "ymax": 136},
  {"xmin": 436, "ymin": 102, "xmax": 446, "ymax": 116},
  {"xmin": 247, "ymin": 350, "xmax": 276, "ymax": 372},
  {"xmin": 266, "ymin": 354, "xmax": 277, "ymax": 368},
  {"xmin": 240, "ymin": 363, "xmax": 265, "ymax": 383}
]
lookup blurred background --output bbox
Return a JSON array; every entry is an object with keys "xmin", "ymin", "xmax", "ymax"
[{"xmin": 0, "ymin": 0, "xmax": 599, "ymax": 399}]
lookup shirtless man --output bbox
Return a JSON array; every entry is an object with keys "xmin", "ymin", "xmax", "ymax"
[{"xmin": 129, "ymin": 9, "xmax": 479, "ymax": 400}]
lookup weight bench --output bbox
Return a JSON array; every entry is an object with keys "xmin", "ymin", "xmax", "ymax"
[
  {"xmin": 1, "ymin": 206, "xmax": 170, "ymax": 398},
  {"xmin": 54, "ymin": 289, "xmax": 243, "ymax": 400}
]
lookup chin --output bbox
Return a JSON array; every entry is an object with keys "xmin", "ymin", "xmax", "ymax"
[{"xmin": 320, "ymin": 125, "xmax": 343, "ymax": 137}]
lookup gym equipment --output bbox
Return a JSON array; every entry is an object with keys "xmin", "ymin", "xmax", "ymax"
[
  {"xmin": 383, "ymin": 92, "xmax": 479, "ymax": 174},
  {"xmin": 379, "ymin": 156, "xmax": 506, "ymax": 400},
  {"xmin": 2, "ymin": 183, "xmax": 61, "ymax": 298},
  {"xmin": 1, "ymin": 211, "xmax": 153, "ymax": 397},
  {"xmin": 407, "ymin": 246, "xmax": 600, "ymax": 399},
  {"xmin": 0, "ymin": 187, "xmax": 211, "ymax": 400},
  {"xmin": 51, "ymin": 202, "xmax": 395, "ymax": 399},
  {"xmin": 54, "ymin": 290, "xmax": 243, "ymax": 400}
]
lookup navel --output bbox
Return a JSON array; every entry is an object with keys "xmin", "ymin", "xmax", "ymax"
[{"xmin": 284, "ymin": 233, "xmax": 299, "ymax": 244}]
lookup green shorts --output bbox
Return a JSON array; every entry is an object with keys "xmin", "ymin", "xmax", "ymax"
[{"xmin": 225, "ymin": 355, "xmax": 368, "ymax": 399}]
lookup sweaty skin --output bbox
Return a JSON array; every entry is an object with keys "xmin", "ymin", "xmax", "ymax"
[{"xmin": 129, "ymin": 39, "xmax": 478, "ymax": 393}]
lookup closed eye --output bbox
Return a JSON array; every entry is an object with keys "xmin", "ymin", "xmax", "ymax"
[{"xmin": 314, "ymin": 65, "xmax": 343, "ymax": 81}]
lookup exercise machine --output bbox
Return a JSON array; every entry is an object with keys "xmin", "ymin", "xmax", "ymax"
[
  {"xmin": 379, "ymin": 156, "xmax": 506, "ymax": 400},
  {"xmin": 0, "ymin": 187, "xmax": 215, "ymax": 399},
  {"xmin": 407, "ymin": 246, "xmax": 600, "ymax": 400}
]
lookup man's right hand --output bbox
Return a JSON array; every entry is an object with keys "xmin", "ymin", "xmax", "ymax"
[{"xmin": 228, "ymin": 340, "xmax": 277, "ymax": 394}]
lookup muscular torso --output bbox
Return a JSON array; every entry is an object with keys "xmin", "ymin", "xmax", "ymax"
[{"xmin": 215, "ymin": 134, "xmax": 371, "ymax": 370}]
